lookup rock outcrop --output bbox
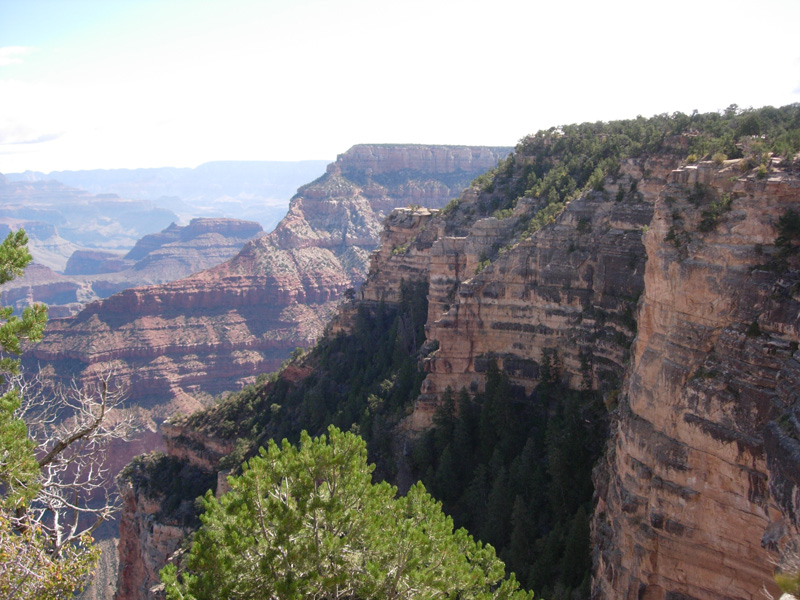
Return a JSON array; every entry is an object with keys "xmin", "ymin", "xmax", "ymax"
[
  {"xmin": 115, "ymin": 448, "xmax": 217, "ymax": 600},
  {"xmin": 65, "ymin": 250, "xmax": 131, "ymax": 275},
  {"xmin": 329, "ymin": 156, "xmax": 800, "ymax": 598}
]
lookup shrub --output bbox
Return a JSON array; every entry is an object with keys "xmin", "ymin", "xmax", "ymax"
[{"xmin": 746, "ymin": 320, "xmax": 762, "ymax": 337}]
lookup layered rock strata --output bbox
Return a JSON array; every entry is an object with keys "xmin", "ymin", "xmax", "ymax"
[
  {"xmin": 29, "ymin": 145, "xmax": 510, "ymax": 420},
  {"xmin": 113, "ymin": 149, "xmax": 800, "ymax": 600},
  {"xmin": 318, "ymin": 156, "xmax": 800, "ymax": 598},
  {"xmin": 4, "ymin": 218, "xmax": 262, "ymax": 316},
  {"xmin": 108, "ymin": 146, "xmax": 508, "ymax": 600},
  {"xmin": 592, "ymin": 163, "xmax": 800, "ymax": 600},
  {"xmin": 338, "ymin": 159, "xmax": 672, "ymax": 430}
]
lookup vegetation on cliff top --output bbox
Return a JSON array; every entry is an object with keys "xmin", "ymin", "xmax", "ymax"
[{"xmin": 449, "ymin": 104, "xmax": 800, "ymax": 241}]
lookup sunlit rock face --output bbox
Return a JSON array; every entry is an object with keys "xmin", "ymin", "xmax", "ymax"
[
  {"xmin": 594, "ymin": 163, "xmax": 800, "ymax": 600},
  {"xmin": 339, "ymin": 156, "xmax": 800, "ymax": 599},
  {"xmin": 26, "ymin": 144, "xmax": 511, "ymax": 421}
]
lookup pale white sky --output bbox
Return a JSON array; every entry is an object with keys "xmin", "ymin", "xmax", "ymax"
[{"xmin": 1, "ymin": 0, "xmax": 799, "ymax": 173}]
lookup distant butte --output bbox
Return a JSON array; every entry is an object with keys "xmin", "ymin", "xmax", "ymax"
[{"xmin": 24, "ymin": 144, "xmax": 512, "ymax": 420}]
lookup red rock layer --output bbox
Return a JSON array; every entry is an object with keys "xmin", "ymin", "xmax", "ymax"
[
  {"xmin": 3, "ymin": 218, "xmax": 263, "ymax": 316},
  {"xmin": 30, "ymin": 145, "xmax": 509, "ymax": 421}
]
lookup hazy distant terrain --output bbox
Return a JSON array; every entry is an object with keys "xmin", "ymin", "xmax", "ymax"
[
  {"xmin": 0, "ymin": 218, "xmax": 263, "ymax": 317},
  {"xmin": 7, "ymin": 160, "xmax": 330, "ymax": 232},
  {"xmin": 0, "ymin": 173, "xmax": 179, "ymax": 264}
]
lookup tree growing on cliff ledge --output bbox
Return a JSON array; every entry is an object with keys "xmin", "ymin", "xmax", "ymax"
[{"xmin": 161, "ymin": 425, "xmax": 533, "ymax": 600}]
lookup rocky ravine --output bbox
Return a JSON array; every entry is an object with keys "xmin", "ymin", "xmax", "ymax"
[{"xmin": 115, "ymin": 142, "xmax": 800, "ymax": 600}]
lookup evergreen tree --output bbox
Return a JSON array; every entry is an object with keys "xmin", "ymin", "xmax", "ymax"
[{"xmin": 162, "ymin": 426, "xmax": 532, "ymax": 600}]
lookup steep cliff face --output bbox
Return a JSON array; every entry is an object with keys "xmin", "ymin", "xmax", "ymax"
[
  {"xmin": 335, "ymin": 155, "xmax": 800, "ymax": 599},
  {"xmin": 29, "ymin": 253, "xmax": 346, "ymax": 420},
  {"xmin": 65, "ymin": 250, "xmax": 131, "ymax": 275},
  {"xmin": 29, "ymin": 145, "xmax": 510, "ymax": 418},
  {"xmin": 322, "ymin": 134, "xmax": 800, "ymax": 599},
  {"xmin": 115, "ymin": 448, "xmax": 218, "ymax": 600},
  {"xmin": 593, "ymin": 163, "xmax": 800, "ymax": 600}
]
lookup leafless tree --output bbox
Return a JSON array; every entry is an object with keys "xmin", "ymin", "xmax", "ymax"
[{"xmin": 11, "ymin": 369, "xmax": 133, "ymax": 555}]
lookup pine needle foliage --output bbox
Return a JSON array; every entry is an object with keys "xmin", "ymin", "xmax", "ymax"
[{"xmin": 162, "ymin": 426, "xmax": 532, "ymax": 600}]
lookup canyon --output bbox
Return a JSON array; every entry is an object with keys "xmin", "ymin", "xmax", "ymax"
[
  {"xmin": 25, "ymin": 144, "xmax": 511, "ymax": 423},
  {"xmin": 6, "ymin": 160, "xmax": 331, "ymax": 233},
  {"xmin": 112, "ymin": 111, "xmax": 800, "ymax": 600},
  {"xmin": 2, "ymin": 218, "xmax": 263, "ymax": 317},
  {"xmin": 0, "ymin": 173, "xmax": 179, "ymax": 257}
]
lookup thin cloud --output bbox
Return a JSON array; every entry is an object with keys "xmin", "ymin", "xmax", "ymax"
[
  {"xmin": 0, "ymin": 46, "xmax": 34, "ymax": 67},
  {"xmin": 0, "ymin": 125, "xmax": 63, "ymax": 145}
]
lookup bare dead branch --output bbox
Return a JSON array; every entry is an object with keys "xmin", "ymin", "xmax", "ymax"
[{"xmin": 8, "ymin": 368, "xmax": 133, "ymax": 555}]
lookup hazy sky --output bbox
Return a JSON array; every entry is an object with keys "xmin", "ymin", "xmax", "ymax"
[{"xmin": 1, "ymin": 0, "xmax": 799, "ymax": 173}]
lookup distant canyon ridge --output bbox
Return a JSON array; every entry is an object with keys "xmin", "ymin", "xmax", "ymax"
[
  {"xmin": 5, "ymin": 160, "xmax": 330, "ymax": 235},
  {"xmin": 23, "ymin": 144, "xmax": 511, "ymax": 422},
  {"xmin": 0, "ymin": 161, "xmax": 332, "ymax": 315}
]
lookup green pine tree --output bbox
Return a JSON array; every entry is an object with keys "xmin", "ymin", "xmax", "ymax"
[{"xmin": 162, "ymin": 426, "xmax": 533, "ymax": 600}]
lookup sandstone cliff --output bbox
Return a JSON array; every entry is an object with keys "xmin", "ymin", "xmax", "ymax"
[
  {"xmin": 313, "ymin": 153, "xmax": 800, "ymax": 599},
  {"xmin": 115, "ymin": 450, "xmax": 217, "ymax": 600},
  {"xmin": 114, "ymin": 109, "xmax": 800, "ymax": 600},
  {"xmin": 592, "ymin": 162, "xmax": 800, "ymax": 600}
]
